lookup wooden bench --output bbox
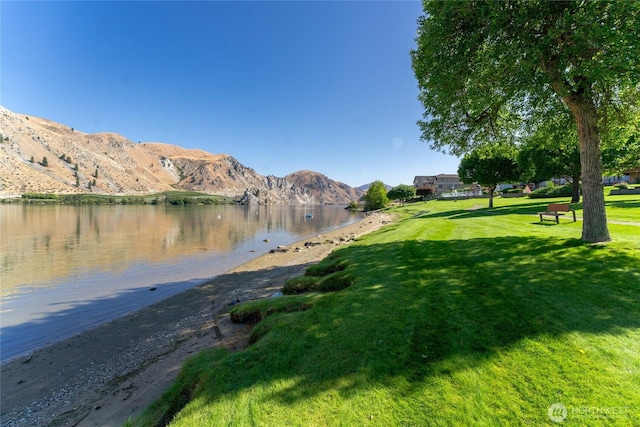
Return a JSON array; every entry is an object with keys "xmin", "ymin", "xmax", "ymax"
[{"xmin": 538, "ymin": 203, "xmax": 576, "ymax": 224}]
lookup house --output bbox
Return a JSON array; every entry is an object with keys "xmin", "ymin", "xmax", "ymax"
[
  {"xmin": 413, "ymin": 174, "xmax": 463, "ymax": 196},
  {"xmin": 624, "ymin": 168, "xmax": 640, "ymax": 184}
]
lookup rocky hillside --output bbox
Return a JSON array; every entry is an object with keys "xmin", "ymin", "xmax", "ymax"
[
  {"xmin": 287, "ymin": 171, "xmax": 363, "ymax": 205},
  {"xmin": 0, "ymin": 106, "xmax": 363, "ymax": 204}
]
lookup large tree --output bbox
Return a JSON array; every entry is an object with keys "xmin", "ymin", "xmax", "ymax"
[
  {"xmin": 412, "ymin": 1, "xmax": 639, "ymax": 242},
  {"xmin": 363, "ymin": 180, "xmax": 389, "ymax": 211},
  {"xmin": 387, "ymin": 184, "xmax": 416, "ymax": 206},
  {"xmin": 458, "ymin": 145, "xmax": 520, "ymax": 209}
]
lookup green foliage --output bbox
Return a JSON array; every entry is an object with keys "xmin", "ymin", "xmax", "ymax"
[
  {"xmin": 602, "ymin": 134, "xmax": 640, "ymax": 176},
  {"xmin": 502, "ymin": 188, "xmax": 523, "ymax": 194},
  {"xmin": 347, "ymin": 200, "xmax": 359, "ymax": 210},
  {"xmin": 458, "ymin": 145, "xmax": 520, "ymax": 207},
  {"xmin": 29, "ymin": 156, "xmax": 34, "ymax": 163},
  {"xmin": 411, "ymin": 1, "xmax": 640, "ymax": 154},
  {"xmin": 363, "ymin": 180, "xmax": 388, "ymax": 211},
  {"xmin": 11, "ymin": 191, "xmax": 234, "ymax": 205},
  {"xmin": 601, "ymin": 86, "xmax": 640, "ymax": 175},
  {"xmin": 517, "ymin": 109, "xmax": 581, "ymax": 182},
  {"xmin": 528, "ymin": 183, "xmax": 575, "ymax": 199},
  {"xmin": 22, "ymin": 193, "xmax": 59, "ymax": 200},
  {"xmin": 41, "ymin": 156, "xmax": 48, "ymax": 167},
  {"xmin": 166, "ymin": 197, "xmax": 193, "ymax": 205},
  {"xmin": 387, "ymin": 184, "xmax": 416, "ymax": 206}
]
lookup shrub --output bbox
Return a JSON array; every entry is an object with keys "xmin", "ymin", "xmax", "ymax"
[
  {"xmin": 22, "ymin": 193, "xmax": 58, "ymax": 200},
  {"xmin": 528, "ymin": 183, "xmax": 574, "ymax": 198},
  {"xmin": 347, "ymin": 200, "xmax": 359, "ymax": 210},
  {"xmin": 41, "ymin": 157, "xmax": 48, "ymax": 167}
]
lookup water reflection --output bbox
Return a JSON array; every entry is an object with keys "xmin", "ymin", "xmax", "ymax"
[
  {"xmin": 0, "ymin": 204, "xmax": 357, "ymax": 360},
  {"xmin": 0, "ymin": 204, "xmax": 355, "ymax": 296}
]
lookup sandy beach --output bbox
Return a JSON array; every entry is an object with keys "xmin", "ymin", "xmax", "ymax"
[{"xmin": 0, "ymin": 212, "xmax": 392, "ymax": 427}]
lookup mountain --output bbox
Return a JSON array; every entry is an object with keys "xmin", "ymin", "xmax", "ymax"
[
  {"xmin": 357, "ymin": 182, "xmax": 393, "ymax": 192},
  {"xmin": 286, "ymin": 170, "xmax": 363, "ymax": 205},
  {"xmin": 0, "ymin": 106, "xmax": 363, "ymax": 204}
]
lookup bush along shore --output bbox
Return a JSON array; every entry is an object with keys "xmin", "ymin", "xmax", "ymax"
[
  {"xmin": 1, "ymin": 191, "xmax": 236, "ymax": 205},
  {"xmin": 130, "ymin": 194, "xmax": 640, "ymax": 426}
]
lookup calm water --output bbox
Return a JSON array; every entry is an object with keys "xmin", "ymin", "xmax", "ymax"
[{"xmin": 0, "ymin": 204, "xmax": 358, "ymax": 361}]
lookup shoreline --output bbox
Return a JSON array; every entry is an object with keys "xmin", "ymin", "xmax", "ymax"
[{"xmin": 0, "ymin": 212, "xmax": 392, "ymax": 427}]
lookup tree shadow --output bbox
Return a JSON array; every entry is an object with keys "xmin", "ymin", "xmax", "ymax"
[
  {"xmin": 412, "ymin": 200, "xmax": 571, "ymax": 221},
  {"xmin": 176, "ymin": 235, "xmax": 639, "ymax": 416},
  {"xmin": 606, "ymin": 199, "xmax": 640, "ymax": 209}
]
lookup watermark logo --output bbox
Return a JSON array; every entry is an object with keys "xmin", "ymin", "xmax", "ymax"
[
  {"xmin": 548, "ymin": 403, "xmax": 568, "ymax": 423},
  {"xmin": 547, "ymin": 403, "xmax": 629, "ymax": 423}
]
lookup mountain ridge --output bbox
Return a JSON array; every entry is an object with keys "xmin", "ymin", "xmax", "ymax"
[{"xmin": 0, "ymin": 106, "xmax": 363, "ymax": 205}]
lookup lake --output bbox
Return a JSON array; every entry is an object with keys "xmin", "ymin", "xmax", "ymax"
[{"xmin": 0, "ymin": 204, "xmax": 358, "ymax": 362}]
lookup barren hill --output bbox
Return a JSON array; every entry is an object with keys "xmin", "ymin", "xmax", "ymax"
[
  {"xmin": 0, "ymin": 106, "xmax": 363, "ymax": 204},
  {"xmin": 286, "ymin": 170, "xmax": 363, "ymax": 205}
]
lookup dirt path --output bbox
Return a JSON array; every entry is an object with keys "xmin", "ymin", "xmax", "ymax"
[{"xmin": 0, "ymin": 213, "xmax": 392, "ymax": 427}]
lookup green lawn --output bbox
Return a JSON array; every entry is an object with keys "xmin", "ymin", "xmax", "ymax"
[{"xmin": 130, "ymin": 194, "xmax": 640, "ymax": 426}]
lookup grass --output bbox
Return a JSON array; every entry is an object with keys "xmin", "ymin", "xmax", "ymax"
[{"xmin": 129, "ymin": 194, "xmax": 640, "ymax": 426}]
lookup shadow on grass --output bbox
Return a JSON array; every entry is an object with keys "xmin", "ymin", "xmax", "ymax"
[
  {"xmin": 154, "ymin": 235, "xmax": 639, "ymax": 421},
  {"xmin": 606, "ymin": 199, "xmax": 640, "ymax": 209},
  {"xmin": 412, "ymin": 199, "xmax": 576, "ymax": 221}
]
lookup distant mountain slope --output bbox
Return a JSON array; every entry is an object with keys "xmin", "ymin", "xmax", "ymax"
[
  {"xmin": 357, "ymin": 182, "xmax": 393, "ymax": 192},
  {"xmin": 0, "ymin": 106, "xmax": 361, "ymax": 204},
  {"xmin": 0, "ymin": 107, "xmax": 178, "ymax": 195},
  {"xmin": 287, "ymin": 170, "xmax": 364, "ymax": 205}
]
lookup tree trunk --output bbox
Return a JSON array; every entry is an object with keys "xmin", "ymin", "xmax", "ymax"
[
  {"xmin": 571, "ymin": 173, "xmax": 580, "ymax": 204},
  {"xmin": 488, "ymin": 184, "xmax": 495, "ymax": 208},
  {"xmin": 563, "ymin": 94, "xmax": 611, "ymax": 242}
]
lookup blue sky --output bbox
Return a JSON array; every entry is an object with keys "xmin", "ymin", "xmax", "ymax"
[{"xmin": 1, "ymin": 1, "xmax": 459, "ymax": 188}]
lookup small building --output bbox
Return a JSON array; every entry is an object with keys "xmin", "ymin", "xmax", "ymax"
[
  {"xmin": 413, "ymin": 174, "xmax": 463, "ymax": 196},
  {"xmin": 624, "ymin": 168, "xmax": 640, "ymax": 184}
]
